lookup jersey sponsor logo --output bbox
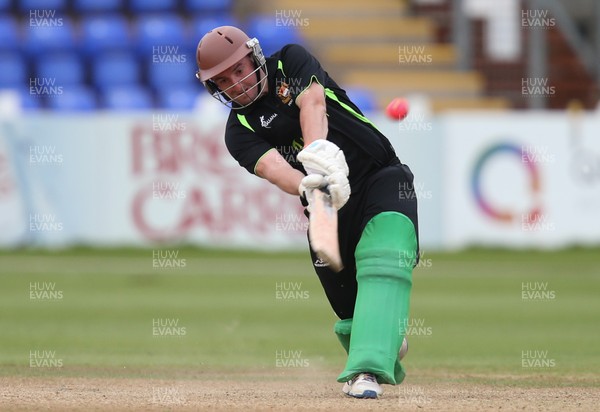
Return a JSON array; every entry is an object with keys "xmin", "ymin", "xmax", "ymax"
[
  {"xmin": 277, "ymin": 81, "xmax": 293, "ymax": 105},
  {"xmin": 260, "ymin": 113, "xmax": 278, "ymax": 128},
  {"xmin": 314, "ymin": 257, "xmax": 329, "ymax": 267}
]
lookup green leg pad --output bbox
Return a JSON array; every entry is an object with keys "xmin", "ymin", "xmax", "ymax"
[
  {"xmin": 334, "ymin": 318, "xmax": 353, "ymax": 354},
  {"xmin": 337, "ymin": 212, "xmax": 417, "ymax": 385}
]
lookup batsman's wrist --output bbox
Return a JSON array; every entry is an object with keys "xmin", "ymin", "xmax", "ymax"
[{"xmin": 302, "ymin": 137, "xmax": 327, "ymax": 149}]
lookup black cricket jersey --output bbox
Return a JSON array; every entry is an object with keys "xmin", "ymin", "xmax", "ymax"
[
  {"xmin": 224, "ymin": 44, "xmax": 399, "ymax": 191},
  {"xmin": 224, "ymin": 45, "xmax": 419, "ymax": 316}
]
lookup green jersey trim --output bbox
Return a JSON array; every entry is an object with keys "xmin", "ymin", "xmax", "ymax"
[
  {"xmin": 324, "ymin": 88, "xmax": 379, "ymax": 131},
  {"xmin": 277, "ymin": 60, "xmax": 286, "ymax": 76},
  {"xmin": 297, "ymin": 74, "xmax": 323, "ymax": 99},
  {"xmin": 237, "ymin": 113, "xmax": 255, "ymax": 132}
]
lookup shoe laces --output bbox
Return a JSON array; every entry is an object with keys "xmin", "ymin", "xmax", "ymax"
[{"xmin": 352, "ymin": 373, "xmax": 377, "ymax": 384}]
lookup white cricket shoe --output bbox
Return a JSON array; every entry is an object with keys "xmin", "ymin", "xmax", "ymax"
[
  {"xmin": 341, "ymin": 338, "xmax": 408, "ymax": 399},
  {"xmin": 342, "ymin": 373, "xmax": 382, "ymax": 399}
]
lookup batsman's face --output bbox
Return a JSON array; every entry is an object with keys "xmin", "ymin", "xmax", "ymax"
[{"xmin": 211, "ymin": 56, "xmax": 263, "ymax": 106}]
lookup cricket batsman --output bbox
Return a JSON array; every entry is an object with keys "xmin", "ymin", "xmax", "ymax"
[{"xmin": 195, "ymin": 26, "xmax": 419, "ymax": 399}]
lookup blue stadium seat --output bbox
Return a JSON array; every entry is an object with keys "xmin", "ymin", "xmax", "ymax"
[
  {"xmin": 80, "ymin": 15, "xmax": 130, "ymax": 55},
  {"xmin": 19, "ymin": 0, "xmax": 67, "ymax": 11},
  {"xmin": 0, "ymin": 0, "xmax": 11, "ymax": 12},
  {"xmin": 36, "ymin": 53, "xmax": 84, "ymax": 86},
  {"xmin": 147, "ymin": 58, "xmax": 197, "ymax": 90},
  {"xmin": 185, "ymin": 0, "xmax": 232, "ymax": 13},
  {"xmin": 102, "ymin": 85, "xmax": 153, "ymax": 110},
  {"xmin": 0, "ymin": 16, "xmax": 19, "ymax": 51},
  {"xmin": 344, "ymin": 87, "xmax": 378, "ymax": 113},
  {"xmin": 157, "ymin": 86, "xmax": 201, "ymax": 110},
  {"xmin": 47, "ymin": 85, "xmax": 97, "ymax": 111},
  {"xmin": 130, "ymin": 0, "xmax": 177, "ymax": 13},
  {"xmin": 0, "ymin": 53, "xmax": 26, "ymax": 88},
  {"xmin": 134, "ymin": 15, "xmax": 187, "ymax": 57},
  {"xmin": 18, "ymin": 89, "xmax": 43, "ymax": 111},
  {"xmin": 73, "ymin": 0, "xmax": 123, "ymax": 13},
  {"xmin": 245, "ymin": 15, "xmax": 303, "ymax": 57},
  {"xmin": 92, "ymin": 52, "xmax": 140, "ymax": 89},
  {"xmin": 25, "ymin": 16, "xmax": 76, "ymax": 56}
]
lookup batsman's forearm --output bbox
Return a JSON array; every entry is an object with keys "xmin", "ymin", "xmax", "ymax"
[
  {"xmin": 274, "ymin": 169, "xmax": 304, "ymax": 196},
  {"xmin": 255, "ymin": 149, "xmax": 305, "ymax": 195},
  {"xmin": 300, "ymin": 100, "xmax": 328, "ymax": 147}
]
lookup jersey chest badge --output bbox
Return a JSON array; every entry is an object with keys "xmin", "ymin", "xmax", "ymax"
[{"xmin": 277, "ymin": 81, "xmax": 293, "ymax": 105}]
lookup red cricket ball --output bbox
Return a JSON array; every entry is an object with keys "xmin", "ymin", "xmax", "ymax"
[{"xmin": 386, "ymin": 98, "xmax": 409, "ymax": 120}]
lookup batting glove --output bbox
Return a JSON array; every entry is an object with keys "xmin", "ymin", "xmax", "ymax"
[
  {"xmin": 298, "ymin": 174, "xmax": 325, "ymax": 213},
  {"xmin": 297, "ymin": 140, "xmax": 350, "ymax": 210},
  {"xmin": 298, "ymin": 173, "xmax": 326, "ymax": 196}
]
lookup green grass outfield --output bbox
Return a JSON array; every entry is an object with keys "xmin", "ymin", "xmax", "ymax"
[{"xmin": 1, "ymin": 247, "xmax": 599, "ymax": 386}]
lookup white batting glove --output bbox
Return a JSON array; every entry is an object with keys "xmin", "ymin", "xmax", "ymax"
[
  {"xmin": 297, "ymin": 140, "xmax": 350, "ymax": 210},
  {"xmin": 297, "ymin": 140, "xmax": 349, "ymax": 177},
  {"xmin": 298, "ymin": 174, "xmax": 326, "ymax": 213},
  {"xmin": 325, "ymin": 170, "xmax": 350, "ymax": 209},
  {"xmin": 298, "ymin": 174, "xmax": 326, "ymax": 197}
]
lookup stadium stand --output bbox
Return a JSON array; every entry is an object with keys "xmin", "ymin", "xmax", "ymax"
[
  {"xmin": 24, "ymin": 17, "xmax": 77, "ymax": 56},
  {"xmin": 0, "ymin": 15, "xmax": 19, "ymax": 50},
  {"xmin": 1, "ymin": 1, "xmax": 304, "ymax": 111},
  {"xmin": 0, "ymin": 0, "xmax": 10, "ymax": 12},
  {"xmin": 36, "ymin": 53, "xmax": 85, "ymax": 86},
  {"xmin": 133, "ymin": 14, "xmax": 188, "ymax": 56},
  {"xmin": 244, "ymin": 15, "xmax": 303, "ymax": 56},
  {"xmin": 80, "ymin": 15, "xmax": 131, "ymax": 55},
  {"xmin": 0, "ymin": 52, "xmax": 27, "ymax": 88},
  {"xmin": 101, "ymin": 85, "xmax": 153, "ymax": 110},
  {"xmin": 185, "ymin": 0, "xmax": 233, "ymax": 14},
  {"xmin": 73, "ymin": 0, "xmax": 123, "ymax": 13},
  {"xmin": 411, "ymin": 0, "xmax": 598, "ymax": 110},
  {"xmin": 147, "ymin": 57, "xmax": 198, "ymax": 90},
  {"xmin": 2, "ymin": 0, "xmax": 595, "ymax": 111},
  {"xmin": 19, "ymin": 0, "xmax": 68, "ymax": 12},
  {"xmin": 18, "ymin": 89, "xmax": 43, "ymax": 110},
  {"xmin": 47, "ymin": 84, "xmax": 97, "ymax": 111},
  {"xmin": 129, "ymin": 0, "xmax": 177, "ymax": 14},
  {"xmin": 0, "ymin": 1, "xmax": 241, "ymax": 110},
  {"xmin": 157, "ymin": 87, "xmax": 199, "ymax": 110},
  {"xmin": 288, "ymin": 0, "xmax": 510, "ymax": 111},
  {"xmin": 91, "ymin": 52, "xmax": 141, "ymax": 90}
]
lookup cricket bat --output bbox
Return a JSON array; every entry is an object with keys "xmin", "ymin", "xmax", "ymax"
[{"xmin": 308, "ymin": 188, "xmax": 343, "ymax": 272}]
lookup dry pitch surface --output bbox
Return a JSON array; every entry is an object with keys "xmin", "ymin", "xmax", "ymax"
[{"xmin": 2, "ymin": 370, "xmax": 598, "ymax": 411}]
